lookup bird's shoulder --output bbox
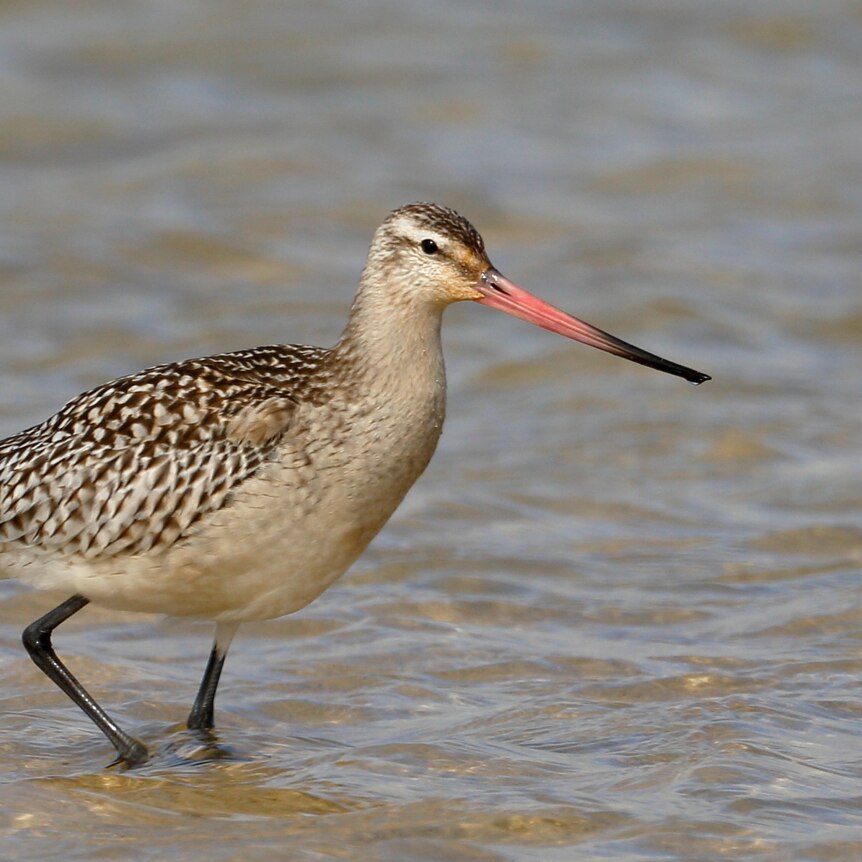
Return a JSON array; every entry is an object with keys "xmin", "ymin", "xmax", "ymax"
[
  {"xmin": 2, "ymin": 343, "xmax": 328, "ymax": 460},
  {"xmin": 0, "ymin": 344, "xmax": 329, "ymax": 557}
]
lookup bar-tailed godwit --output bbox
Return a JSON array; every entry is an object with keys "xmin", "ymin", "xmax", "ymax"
[{"xmin": 0, "ymin": 203, "xmax": 709, "ymax": 765}]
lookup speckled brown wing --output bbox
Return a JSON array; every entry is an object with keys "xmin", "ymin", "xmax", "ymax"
[{"xmin": 0, "ymin": 345, "xmax": 325, "ymax": 560}]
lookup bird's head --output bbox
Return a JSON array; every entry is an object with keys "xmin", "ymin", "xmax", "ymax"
[{"xmin": 363, "ymin": 202, "xmax": 710, "ymax": 384}]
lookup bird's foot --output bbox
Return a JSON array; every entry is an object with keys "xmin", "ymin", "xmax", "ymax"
[{"xmin": 106, "ymin": 737, "xmax": 149, "ymax": 769}]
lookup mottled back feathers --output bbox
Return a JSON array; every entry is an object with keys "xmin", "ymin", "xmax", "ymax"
[{"xmin": 0, "ymin": 345, "xmax": 326, "ymax": 559}]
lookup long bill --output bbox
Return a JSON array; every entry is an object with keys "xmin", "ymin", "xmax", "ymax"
[{"xmin": 474, "ymin": 268, "xmax": 711, "ymax": 385}]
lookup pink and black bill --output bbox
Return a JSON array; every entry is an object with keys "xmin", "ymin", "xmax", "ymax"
[{"xmin": 475, "ymin": 268, "xmax": 710, "ymax": 385}]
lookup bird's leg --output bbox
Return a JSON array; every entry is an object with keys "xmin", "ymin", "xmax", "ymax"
[
  {"xmin": 22, "ymin": 594, "xmax": 148, "ymax": 767},
  {"xmin": 187, "ymin": 620, "xmax": 239, "ymax": 731}
]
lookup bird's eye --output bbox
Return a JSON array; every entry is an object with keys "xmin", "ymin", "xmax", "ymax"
[{"xmin": 420, "ymin": 239, "xmax": 439, "ymax": 255}]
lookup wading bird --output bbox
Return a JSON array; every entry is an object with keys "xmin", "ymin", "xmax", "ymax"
[{"xmin": 0, "ymin": 203, "xmax": 709, "ymax": 765}]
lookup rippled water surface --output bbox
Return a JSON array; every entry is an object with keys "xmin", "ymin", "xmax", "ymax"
[{"xmin": 1, "ymin": 1, "xmax": 861, "ymax": 859}]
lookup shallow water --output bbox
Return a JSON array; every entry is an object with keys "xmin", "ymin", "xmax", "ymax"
[{"xmin": 1, "ymin": 1, "xmax": 861, "ymax": 859}]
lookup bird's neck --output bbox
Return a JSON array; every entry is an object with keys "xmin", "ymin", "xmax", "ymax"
[
  {"xmin": 330, "ymin": 277, "xmax": 447, "ymax": 394},
  {"xmin": 322, "ymin": 277, "xmax": 448, "ymax": 494}
]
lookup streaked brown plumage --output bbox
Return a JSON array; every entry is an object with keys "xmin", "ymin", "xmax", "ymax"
[
  {"xmin": 0, "ymin": 347, "xmax": 316, "ymax": 559},
  {"xmin": 1, "ymin": 202, "xmax": 709, "ymax": 766}
]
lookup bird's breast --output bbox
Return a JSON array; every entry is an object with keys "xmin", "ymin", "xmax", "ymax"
[{"xmin": 294, "ymin": 369, "xmax": 447, "ymax": 521}]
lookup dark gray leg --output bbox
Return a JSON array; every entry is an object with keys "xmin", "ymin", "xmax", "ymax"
[
  {"xmin": 187, "ymin": 644, "xmax": 227, "ymax": 730},
  {"xmin": 187, "ymin": 621, "xmax": 238, "ymax": 731},
  {"xmin": 22, "ymin": 595, "xmax": 148, "ymax": 766}
]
